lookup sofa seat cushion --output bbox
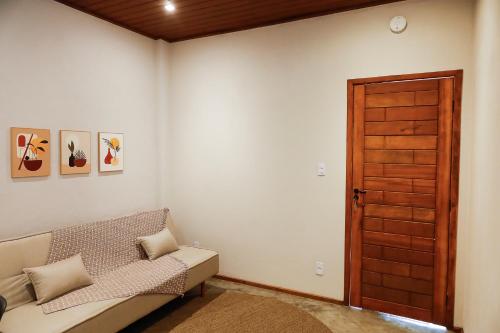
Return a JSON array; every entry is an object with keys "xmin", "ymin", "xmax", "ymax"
[
  {"xmin": 0, "ymin": 246, "xmax": 218, "ymax": 333},
  {"xmin": 170, "ymin": 246, "xmax": 217, "ymax": 267}
]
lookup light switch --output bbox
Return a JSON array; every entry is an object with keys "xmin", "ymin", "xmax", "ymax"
[{"xmin": 318, "ymin": 162, "xmax": 326, "ymax": 176}]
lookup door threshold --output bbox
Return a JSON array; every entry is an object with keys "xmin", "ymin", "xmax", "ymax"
[
  {"xmin": 349, "ymin": 306, "xmax": 449, "ymax": 331},
  {"xmin": 379, "ymin": 312, "xmax": 448, "ymax": 331}
]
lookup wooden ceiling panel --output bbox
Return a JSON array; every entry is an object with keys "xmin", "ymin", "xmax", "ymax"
[{"xmin": 55, "ymin": 0, "xmax": 404, "ymax": 42}]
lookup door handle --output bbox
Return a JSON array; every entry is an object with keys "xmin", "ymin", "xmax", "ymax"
[{"xmin": 353, "ymin": 188, "xmax": 367, "ymax": 208}]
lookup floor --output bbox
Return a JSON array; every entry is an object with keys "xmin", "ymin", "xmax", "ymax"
[{"xmin": 122, "ymin": 278, "xmax": 453, "ymax": 333}]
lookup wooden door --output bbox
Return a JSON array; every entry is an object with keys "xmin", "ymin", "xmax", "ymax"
[{"xmin": 345, "ymin": 71, "xmax": 462, "ymax": 327}]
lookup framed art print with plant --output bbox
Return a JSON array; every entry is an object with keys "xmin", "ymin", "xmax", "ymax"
[
  {"xmin": 60, "ymin": 130, "xmax": 91, "ymax": 175},
  {"xmin": 11, "ymin": 127, "xmax": 51, "ymax": 178},
  {"xmin": 98, "ymin": 132, "xmax": 124, "ymax": 172}
]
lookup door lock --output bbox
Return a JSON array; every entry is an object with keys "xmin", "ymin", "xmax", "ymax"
[{"xmin": 353, "ymin": 188, "xmax": 367, "ymax": 208}]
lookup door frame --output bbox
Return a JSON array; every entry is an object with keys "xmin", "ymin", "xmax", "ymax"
[{"xmin": 343, "ymin": 70, "xmax": 463, "ymax": 328}]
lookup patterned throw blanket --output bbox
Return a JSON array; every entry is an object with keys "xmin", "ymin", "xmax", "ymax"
[{"xmin": 41, "ymin": 209, "xmax": 188, "ymax": 314}]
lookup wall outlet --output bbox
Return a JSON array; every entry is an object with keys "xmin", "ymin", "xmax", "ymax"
[
  {"xmin": 317, "ymin": 162, "xmax": 326, "ymax": 176},
  {"xmin": 315, "ymin": 261, "xmax": 325, "ymax": 276},
  {"xmin": 193, "ymin": 240, "xmax": 200, "ymax": 248}
]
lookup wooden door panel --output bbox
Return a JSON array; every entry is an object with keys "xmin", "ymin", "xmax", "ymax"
[
  {"xmin": 363, "ymin": 284, "xmax": 411, "ymax": 305},
  {"xmin": 382, "ymin": 275, "xmax": 433, "ymax": 295},
  {"xmin": 413, "ymin": 208, "xmax": 436, "ymax": 223},
  {"xmin": 364, "ymin": 204, "xmax": 412, "ymax": 220},
  {"xmin": 413, "ymin": 179, "xmax": 436, "ymax": 194},
  {"xmin": 415, "ymin": 121, "xmax": 438, "ymax": 135},
  {"xmin": 411, "ymin": 294, "xmax": 434, "ymax": 309},
  {"xmin": 349, "ymin": 74, "xmax": 460, "ymax": 326},
  {"xmin": 365, "ymin": 108, "xmax": 386, "ymax": 121},
  {"xmin": 415, "ymin": 90, "xmax": 439, "ymax": 105},
  {"xmin": 364, "ymin": 177, "xmax": 413, "ymax": 192},
  {"xmin": 363, "ymin": 217, "xmax": 384, "ymax": 231},
  {"xmin": 382, "ymin": 220, "xmax": 435, "ymax": 238},
  {"xmin": 363, "ymin": 258, "xmax": 410, "ymax": 277},
  {"xmin": 365, "ymin": 136, "xmax": 385, "ymax": 149},
  {"xmin": 411, "ymin": 265, "xmax": 434, "ymax": 281},
  {"xmin": 366, "ymin": 92, "xmax": 415, "ymax": 108},
  {"xmin": 384, "ymin": 136, "xmax": 437, "ymax": 149},
  {"xmin": 363, "ymin": 231, "xmax": 412, "ymax": 249},
  {"xmin": 365, "ymin": 191, "xmax": 384, "ymax": 204},
  {"xmin": 365, "ymin": 80, "xmax": 438, "ymax": 94},
  {"xmin": 363, "ymin": 244, "xmax": 383, "ymax": 258},
  {"xmin": 411, "ymin": 237, "xmax": 434, "ymax": 252},
  {"xmin": 383, "ymin": 192, "xmax": 436, "ymax": 208},
  {"xmin": 362, "ymin": 244, "xmax": 435, "ymax": 266},
  {"xmin": 362, "ymin": 298, "xmax": 432, "ymax": 323},
  {"xmin": 383, "ymin": 164, "xmax": 436, "ymax": 179},
  {"xmin": 364, "ymin": 163, "xmax": 384, "ymax": 176},
  {"xmin": 386, "ymin": 106, "xmax": 438, "ymax": 121},
  {"xmin": 363, "ymin": 271, "xmax": 382, "ymax": 285},
  {"xmin": 382, "ymin": 247, "xmax": 434, "ymax": 266},
  {"xmin": 365, "ymin": 150, "xmax": 414, "ymax": 163},
  {"xmin": 414, "ymin": 151, "xmax": 437, "ymax": 164},
  {"xmin": 365, "ymin": 121, "xmax": 416, "ymax": 135}
]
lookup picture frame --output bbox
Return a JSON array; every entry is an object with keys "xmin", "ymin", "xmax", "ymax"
[
  {"xmin": 60, "ymin": 130, "xmax": 91, "ymax": 175},
  {"xmin": 10, "ymin": 127, "xmax": 51, "ymax": 178},
  {"xmin": 98, "ymin": 132, "xmax": 124, "ymax": 172}
]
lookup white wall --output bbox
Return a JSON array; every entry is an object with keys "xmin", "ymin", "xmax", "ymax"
[
  {"xmin": 2, "ymin": 0, "xmax": 493, "ymax": 329},
  {"xmin": 0, "ymin": 0, "xmax": 168, "ymax": 238},
  {"xmin": 463, "ymin": 0, "xmax": 500, "ymax": 332},
  {"xmin": 167, "ymin": 0, "xmax": 475, "ymax": 325}
]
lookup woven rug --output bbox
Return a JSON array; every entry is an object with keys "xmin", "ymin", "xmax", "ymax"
[{"xmin": 170, "ymin": 292, "xmax": 331, "ymax": 333}]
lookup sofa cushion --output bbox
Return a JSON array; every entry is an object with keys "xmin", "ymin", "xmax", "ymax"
[
  {"xmin": 0, "ymin": 233, "xmax": 52, "ymax": 279},
  {"xmin": 0, "ymin": 246, "xmax": 218, "ymax": 333},
  {"xmin": 24, "ymin": 254, "xmax": 93, "ymax": 304},
  {"xmin": 138, "ymin": 228, "xmax": 179, "ymax": 260},
  {"xmin": 0, "ymin": 274, "xmax": 35, "ymax": 311}
]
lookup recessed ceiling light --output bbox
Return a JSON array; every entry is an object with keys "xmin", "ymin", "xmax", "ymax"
[{"xmin": 164, "ymin": 1, "xmax": 175, "ymax": 12}]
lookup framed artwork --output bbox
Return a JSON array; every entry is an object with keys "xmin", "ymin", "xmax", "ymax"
[
  {"xmin": 98, "ymin": 132, "xmax": 124, "ymax": 172},
  {"xmin": 60, "ymin": 130, "xmax": 91, "ymax": 175},
  {"xmin": 11, "ymin": 127, "xmax": 51, "ymax": 178}
]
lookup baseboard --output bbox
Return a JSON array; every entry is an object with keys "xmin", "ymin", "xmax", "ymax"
[
  {"xmin": 214, "ymin": 274, "xmax": 344, "ymax": 305},
  {"xmin": 452, "ymin": 327, "xmax": 464, "ymax": 333}
]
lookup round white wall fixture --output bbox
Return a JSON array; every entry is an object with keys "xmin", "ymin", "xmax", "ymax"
[{"xmin": 390, "ymin": 16, "xmax": 407, "ymax": 34}]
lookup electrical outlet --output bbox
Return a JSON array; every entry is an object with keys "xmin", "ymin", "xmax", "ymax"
[
  {"xmin": 315, "ymin": 261, "xmax": 325, "ymax": 276},
  {"xmin": 317, "ymin": 162, "xmax": 326, "ymax": 176},
  {"xmin": 193, "ymin": 241, "xmax": 200, "ymax": 248}
]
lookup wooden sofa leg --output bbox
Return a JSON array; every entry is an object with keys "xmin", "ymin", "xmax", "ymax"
[{"xmin": 200, "ymin": 281, "xmax": 206, "ymax": 297}]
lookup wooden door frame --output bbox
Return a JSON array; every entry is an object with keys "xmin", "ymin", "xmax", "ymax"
[{"xmin": 343, "ymin": 70, "xmax": 463, "ymax": 328}]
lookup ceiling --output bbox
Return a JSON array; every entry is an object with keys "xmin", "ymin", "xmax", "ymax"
[{"xmin": 55, "ymin": 0, "xmax": 404, "ymax": 42}]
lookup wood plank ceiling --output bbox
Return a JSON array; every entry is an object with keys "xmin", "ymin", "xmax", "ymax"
[{"xmin": 55, "ymin": 0, "xmax": 404, "ymax": 42}]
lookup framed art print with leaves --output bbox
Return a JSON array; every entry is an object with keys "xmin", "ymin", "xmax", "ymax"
[
  {"xmin": 98, "ymin": 132, "xmax": 124, "ymax": 172},
  {"xmin": 60, "ymin": 130, "xmax": 91, "ymax": 175},
  {"xmin": 11, "ymin": 127, "xmax": 51, "ymax": 178}
]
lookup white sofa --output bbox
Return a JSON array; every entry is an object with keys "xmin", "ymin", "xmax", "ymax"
[{"xmin": 0, "ymin": 217, "xmax": 219, "ymax": 333}]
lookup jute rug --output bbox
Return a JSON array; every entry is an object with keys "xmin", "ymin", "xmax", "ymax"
[{"xmin": 170, "ymin": 292, "xmax": 331, "ymax": 333}]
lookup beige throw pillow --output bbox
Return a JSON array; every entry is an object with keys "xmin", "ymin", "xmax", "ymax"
[
  {"xmin": 138, "ymin": 228, "xmax": 179, "ymax": 260},
  {"xmin": 0, "ymin": 274, "xmax": 36, "ymax": 311},
  {"xmin": 23, "ymin": 254, "xmax": 93, "ymax": 304}
]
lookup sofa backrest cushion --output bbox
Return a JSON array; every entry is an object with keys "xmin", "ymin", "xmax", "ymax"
[{"xmin": 0, "ymin": 233, "xmax": 51, "ymax": 279}]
